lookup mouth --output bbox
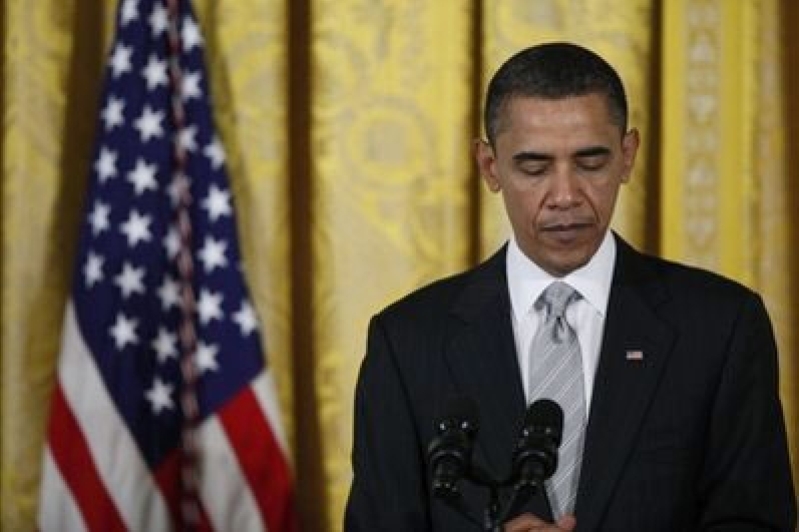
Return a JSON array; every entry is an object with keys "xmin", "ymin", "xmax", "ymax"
[{"xmin": 540, "ymin": 222, "xmax": 594, "ymax": 242}]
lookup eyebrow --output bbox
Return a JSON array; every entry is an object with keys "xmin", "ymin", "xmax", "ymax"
[
  {"xmin": 574, "ymin": 146, "xmax": 611, "ymax": 158},
  {"xmin": 512, "ymin": 151, "xmax": 551, "ymax": 163},
  {"xmin": 512, "ymin": 146, "xmax": 611, "ymax": 162}
]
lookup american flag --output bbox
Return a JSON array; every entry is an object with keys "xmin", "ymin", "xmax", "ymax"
[{"xmin": 38, "ymin": 0, "xmax": 296, "ymax": 530}]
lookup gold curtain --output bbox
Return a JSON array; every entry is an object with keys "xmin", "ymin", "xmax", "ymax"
[{"xmin": 1, "ymin": 1, "xmax": 796, "ymax": 531}]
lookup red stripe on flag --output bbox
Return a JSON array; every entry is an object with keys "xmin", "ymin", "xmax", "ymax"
[
  {"xmin": 153, "ymin": 450, "xmax": 181, "ymax": 526},
  {"xmin": 47, "ymin": 382, "xmax": 127, "ymax": 532},
  {"xmin": 218, "ymin": 385, "xmax": 298, "ymax": 532},
  {"xmin": 153, "ymin": 448, "xmax": 214, "ymax": 531}
]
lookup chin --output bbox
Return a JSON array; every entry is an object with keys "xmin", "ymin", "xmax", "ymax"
[
  {"xmin": 522, "ymin": 241, "xmax": 593, "ymax": 275},
  {"xmin": 548, "ymin": 254, "xmax": 592, "ymax": 277}
]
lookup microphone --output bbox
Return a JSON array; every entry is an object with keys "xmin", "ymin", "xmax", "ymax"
[
  {"xmin": 494, "ymin": 399, "xmax": 562, "ymax": 524},
  {"xmin": 511, "ymin": 398, "xmax": 563, "ymax": 490},
  {"xmin": 427, "ymin": 396, "xmax": 479, "ymax": 500},
  {"xmin": 498, "ymin": 399, "xmax": 563, "ymax": 522}
]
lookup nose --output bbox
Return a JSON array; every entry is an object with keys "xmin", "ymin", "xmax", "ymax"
[{"xmin": 547, "ymin": 168, "xmax": 581, "ymax": 209}]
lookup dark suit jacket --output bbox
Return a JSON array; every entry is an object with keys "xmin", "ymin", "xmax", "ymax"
[{"xmin": 345, "ymin": 236, "xmax": 797, "ymax": 531}]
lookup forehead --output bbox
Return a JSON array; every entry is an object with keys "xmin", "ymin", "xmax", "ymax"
[{"xmin": 494, "ymin": 94, "xmax": 619, "ymax": 146}]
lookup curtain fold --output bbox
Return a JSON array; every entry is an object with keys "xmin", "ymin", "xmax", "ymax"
[
  {"xmin": 751, "ymin": 0, "xmax": 797, "ymax": 473},
  {"xmin": 1, "ymin": 1, "xmax": 796, "ymax": 530},
  {"xmin": 308, "ymin": 2, "xmax": 476, "ymax": 527}
]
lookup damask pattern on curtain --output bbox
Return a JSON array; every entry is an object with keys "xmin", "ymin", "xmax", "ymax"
[{"xmin": 1, "ymin": 1, "xmax": 796, "ymax": 531}]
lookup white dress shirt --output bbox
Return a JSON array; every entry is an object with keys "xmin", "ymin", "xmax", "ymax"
[{"xmin": 506, "ymin": 231, "xmax": 616, "ymax": 413}]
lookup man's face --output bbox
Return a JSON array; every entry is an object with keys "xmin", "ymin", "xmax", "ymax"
[{"xmin": 476, "ymin": 94, "xmax": 639, "ymax": 277}]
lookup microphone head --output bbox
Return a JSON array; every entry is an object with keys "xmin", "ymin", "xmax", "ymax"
[
  {"xmin": 435, "ymin": 395, "xmax": 479, "ymax": 435},
  {"xmin": 512, "ymin": 398, "xmax": 564, "ymax": 484},
  {"xmin": 523, "ymin": 398, "xmax": 563, "ymax": 446},
  {"xmin": 427, "ymin": 396, "xmax": 480, "ymax": 499}
]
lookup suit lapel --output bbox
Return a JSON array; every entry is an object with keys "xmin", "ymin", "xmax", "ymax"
[
  {"xmin": 574, "ymin": 237, "xmax": 676, "ymax": 530},
  {"xmin": 444, "ymin": 249, "xmax": 527, "ymax": 477}
]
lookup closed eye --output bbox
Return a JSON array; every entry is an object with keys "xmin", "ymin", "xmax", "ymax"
[
  {"xmin": 513, "ymin": 152, "xmax": 552, "ymax": 177},
  {"xmin": 574, "ymin": 147, "xmax": 611, "ymax": 172},
  {"xmin": 519, "ymin": 163, "xmax": 549, "ymax": 176},
  {"xmin": 576, "ymin": 155, "xmax": 608, "ymax": 171}
]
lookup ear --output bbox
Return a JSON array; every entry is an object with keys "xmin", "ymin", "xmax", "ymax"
[
  {"xmin": 473, "ymin": 139, "xmax": 501, "ymax": 192},
  {"xmin": 620, "ymin": 128, "xmax": 640, "ymax": 184}
]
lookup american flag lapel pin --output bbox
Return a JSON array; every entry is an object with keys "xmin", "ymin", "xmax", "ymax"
[{"xmin": 625, "ymin": 349, "xmax": 644, "ymax": 361}]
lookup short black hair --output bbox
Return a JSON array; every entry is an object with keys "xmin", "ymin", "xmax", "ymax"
[{"xmin": 484, "ymin": 42, "xmax": 628, "ymax": 144}]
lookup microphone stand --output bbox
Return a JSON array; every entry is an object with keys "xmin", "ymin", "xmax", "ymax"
[
  {"xmin": 469, "ymin": 463, "xmax": 505, "ymax": 531},
  {"xmin": 482, "ymin": 481, "xmax": 502, "ymax": 532},
  {"xmin": 430, "ymin": 398, "xmax": 561, "ymax": 530},
  {"xmin": 438, "ymin": 464, "xmax": 548, "ymax": 531}
]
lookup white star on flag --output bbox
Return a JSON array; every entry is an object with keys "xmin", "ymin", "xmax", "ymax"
[
  {"xmin": 127, "ymin": 158, "xmax": 159, "ymax": 195},
  {"xmin": 102, "ymin": 96, "xmax": 126, "ymax": 130},
  {"xmin": 152, "ymin": 327, "xmax": 178, "ymax": 363},
  {"xmin": 203, "ymin": 137, "xmax": 226, "ymax": 169},
  {"xmin": 142, "ymin": 54, "xmax": 169, "ymax": 91},
  {"xmin": 233, "ymin": 301, "xmax": 258, "ymax": 336},
  {"xmin": 145, "ymin": 377, "xmax": 174, "ymax": 414},
  {"xmin": 110, "ymin": 43, "xmax": 133, "ymax": 77},
  {"xmin": 114, "ymin": 262, "xmax": 146, "ymax": 299},
  {"xmin": 120, "ymin": 210, "xmax": 153, "ymax": 247},
  {"xmin": 182, "ymin": 70, "xmax": 202, "ymax": 101},
  {"xmin": 121, "ymin": 0, "xmax": 139, "ymax": 25},
  {"xmin": 163, "ymin": 226, "xmax": 180, "ymax": 259},
  {"xmin": 89, "ymin": 201, "xmax": 111, "ymax": 235},
  {"xmin": 134, "ymin": 105, "xmax": 165, "ymax": 142},
  {"xmin": 178, "ymin": 125, "xmax": 198, "ymax": 152},
  {"xmin": 84, "ymin": 252, "xmax": 105, "ymax": 287},
  {"xmin": 95, "ymin": 147, "xmax": 118, "ymax": 182},
  {"xmin": 202, "ymin": 184, "xmax": 232, "ymax": 221},
  {"xmin": 197, "ymin": 288, "xmax": 223, "ymax": 325},
  {"xmin": 157, "ymin": 275, "xmax": 180, "ymax": 311},
  {"xmin": 182, "ymin": 18, "xmax": 203, "ymax": 50},
  {"xmin": 196, "ymin": 341, "xmax": 220, "ymax": 373},
  {"xmin": 148, "ymin": 4, "xmax": 168, "ymax": 36},
  {"xmin": 199, "ymin": 236, "xmax": 228, "ymax": 273},
  {"xmin": 109, "ymin": 312, "xmax": 139, "ymax": 350}
]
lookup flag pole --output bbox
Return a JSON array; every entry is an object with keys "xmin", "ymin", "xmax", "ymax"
[{"xmin": 166, "ymin": 0, "xmax": 201, "ymax": 527}]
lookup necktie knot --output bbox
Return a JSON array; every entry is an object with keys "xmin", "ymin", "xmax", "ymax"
[{"xmin": 536, "ymin": 281, "xmax": 579, "ymax": 320}]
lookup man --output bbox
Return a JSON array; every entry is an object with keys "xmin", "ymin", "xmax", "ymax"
[{"xmin": 345, "ymin": 42, "xmax": 796, "ymax": 531}]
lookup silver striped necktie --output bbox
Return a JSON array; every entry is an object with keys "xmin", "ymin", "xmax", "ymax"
[{"xmin": 528, "ymin": 281, "xmax": 586, "ymax": 518}]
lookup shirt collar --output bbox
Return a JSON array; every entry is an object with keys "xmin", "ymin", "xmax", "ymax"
[{"xmin": 507, "ymin": 231, "xmax": 616, "ymax": 321}]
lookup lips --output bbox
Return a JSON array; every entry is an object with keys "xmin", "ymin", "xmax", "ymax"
[
  {"xmin": 540, "ymin": 221, "xmax": 594, "ymax": 232},
  {"xmin": 539, "ymin": 221, "xmax": 594, "ymax": 242}
]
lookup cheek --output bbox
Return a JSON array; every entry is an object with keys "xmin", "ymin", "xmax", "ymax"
[
  {"xmin": 585, "ymin": 182, "xmax": 622, "ymax": 214},
  {"xmin": 502, "ymin": 189, "xmax": 543, "ymax": 224}
]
